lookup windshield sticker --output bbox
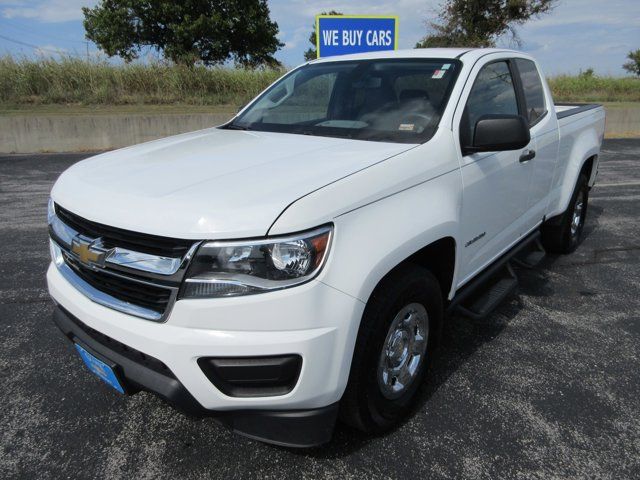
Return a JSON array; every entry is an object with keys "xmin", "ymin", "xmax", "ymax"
[
  {"xmin": 441, "ymin": 63, "xmax": 451, "ymax": 70},
  {"xmin": 398, "ymin": 123, "xmax": 415, "ymax": 131},
  {"xmin": 432, "ymin": 69, "xmax": 446, "ymax": 79}
]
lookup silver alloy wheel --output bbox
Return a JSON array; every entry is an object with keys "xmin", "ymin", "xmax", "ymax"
[
  {"xmin": 571, "ymin": 194, "xmax": 584, "ymax": 237},
  {"xmin": 377, "ymin": 303, "xmax": 429, "ymax": 400}
]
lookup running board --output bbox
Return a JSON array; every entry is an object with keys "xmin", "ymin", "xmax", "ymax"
[
  {"xmin": 512, "ymin": 238, "xmax": 546, "ymax": 269},
  {"xmin": 447, "ymin": 231, "xmax": 540, "ymax": 320},
  {"xmin": 455, "ymin": 264, "xmax": 517, "ymax": 320}
]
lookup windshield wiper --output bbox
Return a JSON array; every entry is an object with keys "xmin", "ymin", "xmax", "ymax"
[{"xmin": 225, "ymin": 124, "xmax": 251, "ymax": 131}]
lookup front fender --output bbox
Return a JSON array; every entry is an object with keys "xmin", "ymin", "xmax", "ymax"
[
  {"xmin": 325, "ymin": 171, "xmax": 461, "ymax": 302},
  {"xmin": 268, "ymin": 129, "xmax": 463, "ymax": 303}
]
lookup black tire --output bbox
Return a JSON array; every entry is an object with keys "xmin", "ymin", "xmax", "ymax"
[
  {"xmin": 340, "ymin": 264, "xmax": 442, "ymax": 433},
  {"xmin": 541, "ymin": 174, "xmax": 589, "ymax": 254}
]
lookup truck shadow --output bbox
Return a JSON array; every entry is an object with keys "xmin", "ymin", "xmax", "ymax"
[{"xmin": 300, "ymin": 206, "xmax": 605, "ymax": 458}]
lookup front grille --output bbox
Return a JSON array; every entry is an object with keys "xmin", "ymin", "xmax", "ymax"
[
  {"xmin": 51, "ymin": 204, "xmax": 199, "ymax": 321},
  {"xmin": 55, "ymin": 204, "xmax": 194, "ymax": 258},
  {"xmin": 63, "ymin": 252, "xmax": 172, "ymax": 316}
]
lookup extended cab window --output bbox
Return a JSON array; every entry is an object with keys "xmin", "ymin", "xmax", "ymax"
[
  {"xmin": 460, "ymin": 61, "xmax": 519, "ymax": 149},
  {"xmin": 514, "ymin": 58, "xmax": 547, "ymax": 125},
  {"xmin": 229, "ymin": 59, "xmax": 461, "ymax": 144}
]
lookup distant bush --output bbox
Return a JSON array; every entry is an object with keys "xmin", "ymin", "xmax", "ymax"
[
  {"xmin": 0, "ymin": 56, "xmax": 283, "ymax": 106},
  {"xmin": 0, "ymin": 56, "xmax": 638, "ymax": 106}
]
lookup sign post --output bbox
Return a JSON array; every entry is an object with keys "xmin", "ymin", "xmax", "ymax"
[{"xmin": 315, "ymin": 15, "xmax": 398, "ymax": 59}]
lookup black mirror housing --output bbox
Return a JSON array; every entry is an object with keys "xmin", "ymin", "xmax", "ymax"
[{"xmin": 466, "ymin": 114, "xmax": 530, "ymax": 154}]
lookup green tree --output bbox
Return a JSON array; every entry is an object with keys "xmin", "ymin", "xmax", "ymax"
[
  {"xmin": 304, "ymin": 11, "xmax": 342, "ymax": 61},
  {"xmin": 579, "ymin": 67, "xmax": 595, "ymax": 78},
  {"xmin": 622, "ymin": 49, "xmax": 640, "ymax": 77},
  {"xmin": 416, "ymin": 0, "xmax": 556, "ymax": 48},
  {"xmin": 83, "ymin": 0, "xmax": 283, "ymax": 67}
]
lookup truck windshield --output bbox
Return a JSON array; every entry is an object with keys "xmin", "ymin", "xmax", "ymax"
[{"xmin": 226, "ymin": 58, "xmax": 461, "ymax": 144}]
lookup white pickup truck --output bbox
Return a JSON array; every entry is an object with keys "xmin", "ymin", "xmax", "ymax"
[{"xmin": 47, "ymin": 48, "xmax": 605, "ymax": 447}]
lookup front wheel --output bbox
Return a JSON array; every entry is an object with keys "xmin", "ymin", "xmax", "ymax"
[
  {"xmin": 340, "ymin": 264, "xmax": 442, "ymax": 433},
  {"xmin": 542, "ymin": 174, "xmax": 589, "ymax": 254}
]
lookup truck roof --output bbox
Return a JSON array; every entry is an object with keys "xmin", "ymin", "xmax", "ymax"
[{"xmin": 310, "ymin": 48, "xmax": 526, "ymax": 64}]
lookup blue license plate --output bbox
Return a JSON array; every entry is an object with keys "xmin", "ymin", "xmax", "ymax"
[{"xmin": 75, "ymin": 344, "xmax": 125, "ymax": 394}]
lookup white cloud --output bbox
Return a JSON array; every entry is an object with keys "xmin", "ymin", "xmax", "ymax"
[
  {"xmin": 280, "ymin": 25, "xmax": 311, "ymax": 52},
  {"xmin": 34, "ymin": 43, "xmax": 66, "ymax": 56},
  {"xmin": 2, "ymin": 0, "xmax": 96, "ymax": 23},
  {"xmin": 524, "ymin": 0, "xmax": 640, "ymax": 29}
]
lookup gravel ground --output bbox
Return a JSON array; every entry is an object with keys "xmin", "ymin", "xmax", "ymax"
[{"xmin": 0, "ymin": 139, "xmax": 639, "ymax": 479}]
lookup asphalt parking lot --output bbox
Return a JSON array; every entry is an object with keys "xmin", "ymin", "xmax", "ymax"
[{"xmin": 1, "ymin": 139, "xmax": 639, "ymax": 479}]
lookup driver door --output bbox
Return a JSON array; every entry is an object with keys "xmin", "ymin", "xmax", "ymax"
[{"xmin": 455, "ymin": 59, "xmax": 535, "ymax": 285}]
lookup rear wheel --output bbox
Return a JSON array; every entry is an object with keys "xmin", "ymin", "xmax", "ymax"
[
  {"xmin": 542, "ymin": 174, "xmax": 589, "ymax": 254},
  {"xmin": 340, "ymin": 264, "xmax": 442, "ymax": 433}
]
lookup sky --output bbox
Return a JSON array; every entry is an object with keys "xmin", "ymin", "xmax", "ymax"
[{"xmin": 0, "ymin": 0, "xmax": 638, "ymax": 76}]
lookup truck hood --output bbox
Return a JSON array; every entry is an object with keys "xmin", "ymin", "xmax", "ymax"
[{"xmin": 52, "ymin": 128, "xmax": 415, "ymax": 239}]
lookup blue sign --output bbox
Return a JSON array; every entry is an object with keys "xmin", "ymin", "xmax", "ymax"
[{"xmin": 316, "ymin": 15, "xmax": 398, "ymax": 58}]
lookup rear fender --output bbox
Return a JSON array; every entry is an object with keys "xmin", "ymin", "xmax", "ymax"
[{"xmin": 550, "ymin": 111, "xmax": 604, "ymax": 218}]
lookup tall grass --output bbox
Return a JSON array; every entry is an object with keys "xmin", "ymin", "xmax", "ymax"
[
  {"xmin": 547, "ymin": 74, "xmax": 639, "ymax": 103},
  {"xmin": 0, "ymin": 56, "xmax": 638, "ymax": 106},
  {"xmin": 0, "ymin": 56, "xmax": 284, "ymax": 106}
]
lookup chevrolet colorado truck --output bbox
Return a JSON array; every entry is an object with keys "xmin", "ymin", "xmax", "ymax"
[{"xmin": 47, "ymin": 48, "xmax": 605, "ymax": 447}]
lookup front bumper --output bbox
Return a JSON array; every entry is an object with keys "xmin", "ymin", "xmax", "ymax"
[
  {"xmin": 52, "ymin": 305, "xmax": 338, "ymax": 447},
  {"xmin": 47, "ymin": 263, "xmax": 364, "ymax": 447}
]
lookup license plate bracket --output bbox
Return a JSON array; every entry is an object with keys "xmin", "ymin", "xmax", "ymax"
[{"xmin": 75, "ymin": 343, "xmax": 125, "ymax": 394}]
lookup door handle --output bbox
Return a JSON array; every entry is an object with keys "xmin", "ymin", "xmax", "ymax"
[{"xmin": 519, "ymin": 149, "xmax": 536, "ymax": 163}]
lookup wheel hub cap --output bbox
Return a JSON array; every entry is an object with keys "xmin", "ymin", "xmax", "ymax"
[
  {"xmin": 377, "ymin": 303, "xmax": 429, "ymax": 400},
  {"xmin": 387, "ymin": 330, "xmax": 409, "ymax": 367}
]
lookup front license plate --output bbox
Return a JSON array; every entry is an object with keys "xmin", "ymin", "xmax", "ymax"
[{"xmin": 75, "ymin": 343, "xmax": 125, "ymax": 394}]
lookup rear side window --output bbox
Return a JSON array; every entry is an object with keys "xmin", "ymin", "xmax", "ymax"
[
  {"xmin": 461, "ymin": 61, "xmax": 519, "ymax": 148},
  {"xmin": 514, "ymin": 58, "xmax": 547, "ymax": 125}
]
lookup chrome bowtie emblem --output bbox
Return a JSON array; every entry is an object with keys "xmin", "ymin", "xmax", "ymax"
[{"xmin": 71, "ymin": 236, "xmax": 107, "ymax": 267}]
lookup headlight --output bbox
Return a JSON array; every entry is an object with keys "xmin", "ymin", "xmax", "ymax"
[{"xmin": 180, "ymin": 225, "xmax": 333, "ymax": 299}]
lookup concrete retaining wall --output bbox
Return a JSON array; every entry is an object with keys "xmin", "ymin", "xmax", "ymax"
[
  {"xmin": 0, "ymin": 106, "xmax": 638, "ymax": 153},
  {"xmin": 0, "ymin": 113, "xmax": 232, "ymax": 153},
  {"xmin": 604, "ymin": 106, "xmax": 640, "ymax": 138}
]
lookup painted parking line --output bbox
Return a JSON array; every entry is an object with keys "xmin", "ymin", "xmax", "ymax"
[{"xmin": 595, "ymin": 181, "xmax": 640, "ymax": 188}]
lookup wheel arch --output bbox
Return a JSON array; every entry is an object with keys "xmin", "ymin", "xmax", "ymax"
[
  {"xmin": 404, "ymin": 236, "xmax": 457, "ymax": 302},
  {"xmin": 580, "ymin": 154, "xmax": 598, "ymax": 186},
  {"xmin": 547, "ymin": 153, "xmax": 598, "ymax": 226},
  {"xmin": 359, "ymin": 236, "xmax": 457, "ymax": 341}
]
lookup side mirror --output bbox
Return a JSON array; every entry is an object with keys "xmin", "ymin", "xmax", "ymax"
[{"xmin": 465, "ymin": 114, "xmax": 530, "ymax": 154}]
